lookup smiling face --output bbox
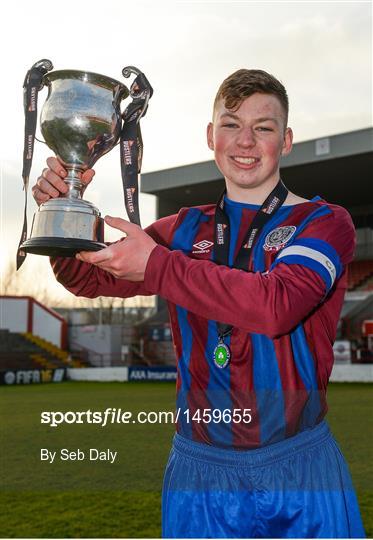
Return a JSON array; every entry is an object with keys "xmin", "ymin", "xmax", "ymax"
[{"xmin": 207, "ymin": 92, "xmax": 293, "ymax": 203}]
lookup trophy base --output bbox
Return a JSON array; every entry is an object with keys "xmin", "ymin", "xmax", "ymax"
[
  {"xmin": 20, "ymin": 237, "xmax": 106, "ymax": 257},
  {"xmin": 21, "ymin": 197, "xmax": 106, "ymax": 257}
]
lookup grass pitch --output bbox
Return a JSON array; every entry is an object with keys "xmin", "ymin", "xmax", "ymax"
[{"xmin": 0, "ymin": 381, "xmax": 372, "ymax": 538}]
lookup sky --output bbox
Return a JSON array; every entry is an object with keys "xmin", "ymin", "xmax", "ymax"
[{"xmin": 0, "ymin": 0, "xmax": 372, "ymax": 306}]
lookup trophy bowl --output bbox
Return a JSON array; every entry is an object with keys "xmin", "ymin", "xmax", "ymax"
[{"xmin": 20, "ymin": 69, "xmax": 129, "ymax": 257}]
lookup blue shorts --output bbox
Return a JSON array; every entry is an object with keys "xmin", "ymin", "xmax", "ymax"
[{"xmin": 162, "ymin": 421, "xmax": 365, "ymax": 538}]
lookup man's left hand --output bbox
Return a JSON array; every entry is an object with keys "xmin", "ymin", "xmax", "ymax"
[{"xmin": 76, "ymin": 216, "xmax": 157, "ymax": 281}]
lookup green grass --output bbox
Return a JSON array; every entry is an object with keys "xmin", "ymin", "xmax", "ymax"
[{"xmin": 0, "ymin": 382, "xmax": 371, "ymax": 538}]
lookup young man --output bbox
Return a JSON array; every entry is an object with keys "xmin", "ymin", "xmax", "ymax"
[{"xmin": 33, "ymin": 70, "xmax": 365, "ymax": 538}]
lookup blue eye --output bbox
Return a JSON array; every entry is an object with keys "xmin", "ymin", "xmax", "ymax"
[{"xmin": 222, "ymin": 123, "xmax": 238, "ymax": 128}]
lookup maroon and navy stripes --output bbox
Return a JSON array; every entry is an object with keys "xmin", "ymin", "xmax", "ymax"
[{"xmin": 166, "ymin": 197, "xmax": 349, "ymax": 449}]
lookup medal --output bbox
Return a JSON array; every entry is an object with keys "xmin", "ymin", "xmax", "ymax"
[{"xmin": 213, "ymin": 340, "xmax": 231, "ymax": 368}]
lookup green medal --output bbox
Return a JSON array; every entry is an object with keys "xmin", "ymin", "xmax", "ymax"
[{"xmin": 213, "ymin": 340, "xmax": 231, "ymax": 368}]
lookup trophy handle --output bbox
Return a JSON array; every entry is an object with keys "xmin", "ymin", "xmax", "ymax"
[
  {"xmin": 122, "ymin": 66, "xmax": 153, "ymax": 100},
  {"xmin": 21, "ymin": 60, "xmax": 53, "ymax": 147},
  {"xmin": 113, "ymin": 84, "xmax": 128, "ymax": 106},
  {"xmin": 33, "ymin": 59, "xmax": 53, "ymax": 72},
  {"xmin": 35, "ymin": 135, "xmax": 48, "ymax": 145},
  {"xmin": 122, "ymin": 66, "xmax": 141, "ymax": 77},
  {"xmin": 17, "ymin": 59, "xmax": 54, "ymax": 269},
  {"xmin": 24, "ymin": 59, "xmax": 53, "ymax": 92},
  {"xmin": 33, "ymin": 61, "xmax": 53, "ymax": 146},
  {"xmin": 118, "ymin": 67, "xmax": 153, "ymax": 227},
  {"xmin": 113, "ymin": 66, "xmax": 152, "ymax": 146}
]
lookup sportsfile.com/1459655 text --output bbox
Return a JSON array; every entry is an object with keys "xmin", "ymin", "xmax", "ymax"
[{"xmin": 41, "ymin": 408, "xmax": 253, "ymax": 427}]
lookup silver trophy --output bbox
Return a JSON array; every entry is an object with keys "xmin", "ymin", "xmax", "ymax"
[{"xmin": 20, "ymin": 66, "xmax": 138, "ymax": 257}]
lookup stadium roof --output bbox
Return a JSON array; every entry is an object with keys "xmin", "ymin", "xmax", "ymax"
[{"xmin": 142, "ymin": 128, "xmax": 373, "ymax": 219}]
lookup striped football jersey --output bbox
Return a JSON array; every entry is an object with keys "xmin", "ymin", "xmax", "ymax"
[{"xmin": 52, "ymin": 195, "xmax": 355, "ymax": 449}]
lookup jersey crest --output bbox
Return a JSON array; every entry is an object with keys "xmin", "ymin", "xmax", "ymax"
[{"xmin": 263, "ymin": 226, "xmax": 297, "ymax": 252}]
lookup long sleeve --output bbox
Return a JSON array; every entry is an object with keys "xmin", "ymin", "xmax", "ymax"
[
  {"xmin": 51, "ymin": 256, "xmax": 150, "ymax": 299},
  {"xmin": 50, "ymin": 214, "xmax": 178, "ymax": 299},
  {"xmin": 143, "ymin": 247, "xmax": 325, "ymax": 337}
]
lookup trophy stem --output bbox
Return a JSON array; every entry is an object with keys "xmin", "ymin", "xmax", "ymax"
[{"xmin": 64, "ymin": 167, "xmax": 84, "ymax": 199}]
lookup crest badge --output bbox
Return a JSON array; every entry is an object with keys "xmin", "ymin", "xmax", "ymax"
[{"xmin": 264, "ymin": 226, "xmax": 297, "ymax": 252}]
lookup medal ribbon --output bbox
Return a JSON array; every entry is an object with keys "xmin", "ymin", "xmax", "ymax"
[
  {"xmin": 16, "ymin": 59, "xmax": 53, "ymax": 270},
  {"xmin": 214, "ymin": 180, "xmax": 289, "ymax": 340},
  {"xmin": 120, "ymin": 67, "xmax": 153, "ymax": 227}
]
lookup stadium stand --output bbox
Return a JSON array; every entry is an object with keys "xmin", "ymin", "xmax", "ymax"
[
  {"xmin": 362, "ymin": 276, "xmax": 373, "ymax": 291},
  {"xmin": 348, "ymin": 260, "xmax": 373, "ymax": 291},
  {"xmin": 0, "ymin": 329, "xmax": 86, "ymax": 370}
]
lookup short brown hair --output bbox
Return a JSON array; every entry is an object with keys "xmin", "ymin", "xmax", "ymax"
[{"xmin": 213, "ymin": 69, "xmax": 289, "ymax": 125}]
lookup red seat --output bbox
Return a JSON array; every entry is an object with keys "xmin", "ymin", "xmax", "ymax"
[{"xmin": 347, "ymin": 260, "xmax": 373, "ymax": 290}]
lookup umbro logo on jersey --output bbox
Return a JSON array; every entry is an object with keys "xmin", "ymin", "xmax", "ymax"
[
  {"xmin": 264, "ymin": 226, "xmax": 297, "ymax": 252},
  {"xmin": 192, "ymin": 240, "xmax": 213, "ymax": 254}
]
